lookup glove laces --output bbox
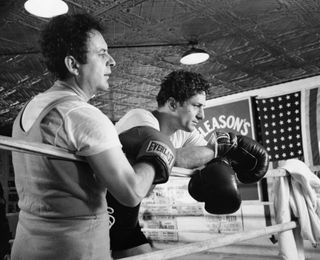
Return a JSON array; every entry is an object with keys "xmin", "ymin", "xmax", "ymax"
[{"xmin": 107, "ymin": 206, "xmax": 115, "ymax": 228}]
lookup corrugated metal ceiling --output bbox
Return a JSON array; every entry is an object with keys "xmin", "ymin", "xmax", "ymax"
[{"xmin": 1, "ymin": 0, "xmax": 320, "ymax": 133}]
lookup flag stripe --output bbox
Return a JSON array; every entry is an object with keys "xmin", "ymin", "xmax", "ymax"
[{"xmin": 309, "ymin": 87, "xmax": 320, "ymax": 165}]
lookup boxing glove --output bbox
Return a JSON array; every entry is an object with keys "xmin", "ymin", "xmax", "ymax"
[
  {"xmin": 188, "ymin": 158, "xmax": 241, "ymax": 214},
  {"xmin": 207, "ymin": 131, "xmax": 238, "ymax": 157},
  {"xmin": 208, "ymin": 132, "xmax": 269, "ymax": 184},
  {"xmin": 119, "ymin": 126, "xmax": 176, "ymax": 184},
  {"xmin": 227, "ymin": 135, "xmax": 269, "ymax": 184}
]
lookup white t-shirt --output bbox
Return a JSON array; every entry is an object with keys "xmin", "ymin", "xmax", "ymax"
[
  {"xmin": 22, "ymin": 80, "xmax": 121, "ymax": 156},
  {"xmin": 115, "ymin": 108, "xmax": 207, "ymax": 149}
]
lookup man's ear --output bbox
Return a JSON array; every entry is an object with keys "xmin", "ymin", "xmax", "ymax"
[
  {"xmin": 64, "ymin": 55, "xmax": 79, "ymax": 76},
  {"xmin": 167, "ymin": 97, "xmax": 177, "ymax": 111}
]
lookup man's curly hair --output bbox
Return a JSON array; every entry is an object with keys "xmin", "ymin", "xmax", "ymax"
[
  {"xmin": 40, "ymin": 13, "xmax": 103, "ymax": 80},
  {"xmin": 156, "ymin": 70, "xmax": 210, "ymax": 106}
]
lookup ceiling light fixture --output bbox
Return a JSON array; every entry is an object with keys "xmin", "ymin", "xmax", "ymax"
[
  {"xmin": 180, "ymin": 43, "xmax": 210, "ymax": 65},
  {"xmin": 24, "ymin": 0, "xmax": 69, "ymax": 18}
]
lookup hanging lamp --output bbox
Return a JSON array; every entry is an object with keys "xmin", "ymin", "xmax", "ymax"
[
  {"xmin": 180, "ymin": 43, "xmax": 209, "ymax": 65},
  {"xmin": 24, "ymin": 0, "xmax": 68, "ymax": 18}
]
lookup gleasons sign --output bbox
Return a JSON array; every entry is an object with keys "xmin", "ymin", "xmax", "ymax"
[
  {"xmin": 196, "ymin": 98, "xmax": 255, "ymax": 139},
  {"xmin": 198, "ymin": 115, "xmax": 251, "ymax": 136}
]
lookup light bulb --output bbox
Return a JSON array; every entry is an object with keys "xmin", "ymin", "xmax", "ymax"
[
  {"xmin": 24, "ymin": 0, "xmax": 68, "ymax": 18},
  {"xmin": 180, "ymin": 48, "xmax": 209, "ymax": 65}
]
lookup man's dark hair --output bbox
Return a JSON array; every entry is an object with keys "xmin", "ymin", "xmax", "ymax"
[
  {"xmin": 156, "ymin": 70, "xmax": 210, "ymax": 106},
  {"xmin": 40, "ymin": 13, "xmax": 103, "ymax": 80}
]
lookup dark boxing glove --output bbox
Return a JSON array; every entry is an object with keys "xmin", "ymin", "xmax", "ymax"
[
  {"xmin": 188, "ymin": 158, "xmax": 241, "ymax": 214},
  {"xmin": 119, "ymin": 126, "xmax": 176, "ymax": 184},
  {"xmin": 208, "ymin": 131, "xmax": 269, "ymax": 184},
  {"xmin": 227, "ymin": 135, "xmax": 269, "ymax": 184}
]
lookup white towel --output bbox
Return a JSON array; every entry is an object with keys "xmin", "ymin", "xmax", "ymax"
[
  {"xmin": 280, "ymin": 159, "xmax": 320, "ymax": 245},
  {"xmin": 273, "ymin": 174, "xmax": 301, "ymax": 260}
]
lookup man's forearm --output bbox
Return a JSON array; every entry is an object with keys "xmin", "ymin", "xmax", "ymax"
[
  {"xmin": 132, "ymin": 162, "xmax": 156, "ymax": 199},
  {"xmin": 175, "ymin": 146, "xmax": 214, "ymax": 169}
]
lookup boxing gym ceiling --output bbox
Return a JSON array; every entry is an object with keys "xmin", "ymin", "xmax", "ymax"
[{"xmin": 1, "ymin": 0, "xmax": 320, "ymax": 134}]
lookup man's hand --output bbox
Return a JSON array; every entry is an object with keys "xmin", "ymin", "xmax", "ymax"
[{"xmin": 119, "ymin": 126, "xmax": 176, "ymax": 184}]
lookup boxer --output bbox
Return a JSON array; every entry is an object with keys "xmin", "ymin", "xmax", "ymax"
[{"xmin": 108, "ymin": 70, "xmax": 269, "ymax": 258}]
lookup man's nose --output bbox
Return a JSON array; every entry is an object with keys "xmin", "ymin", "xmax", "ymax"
[
  {"xmin": 197, "ymin": 108, "xmax": 205, "ymax": 120},
  {"xmin": 107, "ymin": 55, "xmax": 116, "ymax": 67}
]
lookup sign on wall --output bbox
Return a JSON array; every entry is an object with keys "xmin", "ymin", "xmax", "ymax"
[{"xmin": 196, "ymin": 97, "xmax": 255, "ymax": 139}]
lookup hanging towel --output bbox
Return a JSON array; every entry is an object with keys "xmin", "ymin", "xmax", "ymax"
[
  {"xmin": 273, "ymin": 173, "xmax": 301, "ymax": 260},
  {"xmin": 279, "ymin": 159, "xmax": 320, "ymax": 245}
]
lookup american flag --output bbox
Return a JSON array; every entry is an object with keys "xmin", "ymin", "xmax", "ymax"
[{"xmin": 255, "ymin": 92, "xmax": 303, "ymax": 161}]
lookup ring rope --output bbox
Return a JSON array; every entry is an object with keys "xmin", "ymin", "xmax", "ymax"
[
  {"xmin": 122, "ymin": 221, "xmax": 297, "ymax": 260},
  {"xmin": 0, "ymin": 135, "xmax": 84, "ymax": 161},
  {"xmin": 0, "ymin": 135, "xmax": 287, "ymax": 178}
]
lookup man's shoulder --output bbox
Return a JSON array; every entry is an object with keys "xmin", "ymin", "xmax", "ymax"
[
  {"xmin": 125, "ymin": 108, "xmax": 151, "ymax": 116},
  {"xmin": 172, "ymin": 129, "xmax": 207, "ymax": 147},
  {"xmin": 173, "ymin": 129, "xmax": 195, "ymax": 140},
  {"xmin": 115, "ymin": 108, "xmax": 159, "ymax": 133}
]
